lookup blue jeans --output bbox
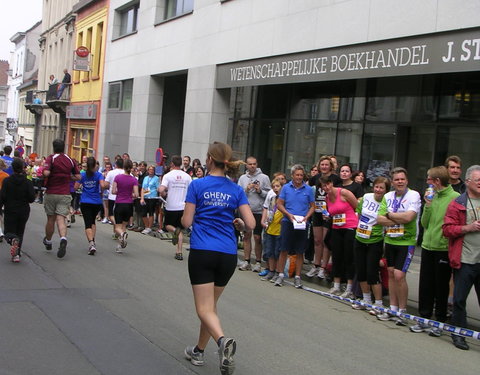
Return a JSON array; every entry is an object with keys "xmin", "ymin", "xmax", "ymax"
[
  {"xmin": 263, "ymin": 232, "xmax": 281, "ymax": 261},
  {"xmin": 452, "ymin": 263, "xmax": 480, "ymax": 328}
]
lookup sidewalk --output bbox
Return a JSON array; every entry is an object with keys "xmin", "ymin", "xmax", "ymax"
[{"xmin": 236, "ymin": 245, "xmax": 480, "ymax": 329}]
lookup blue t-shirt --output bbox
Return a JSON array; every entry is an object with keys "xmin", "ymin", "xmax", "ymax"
[
  {"xmin": 79, "ymin": 171, "xmax": 104, "ymax": 205},
  {"xmin": 185, "ymin": 175, "xmax": 249, "ymax": 254},
  {"xmin": 1, "ymin": 156, "xmax": 13, "ymax": 175},
  {"xmin": 279, "ymin": 181, "xmax": 314, "ymax": 221},
  {"xmin": 142, "ymin": 175, "xmax": 159, "ymax": 198}
]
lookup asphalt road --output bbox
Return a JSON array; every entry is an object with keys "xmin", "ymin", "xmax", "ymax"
[{"xmin": 0, "ymin": 204, "xmax": 479, "ymax": 375}]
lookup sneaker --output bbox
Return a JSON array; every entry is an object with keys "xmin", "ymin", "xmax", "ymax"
[
  {"xmin": 120, "ymin": 232, "xmax": 128, "ymax": 248},
  {"xmin": 141, "ymin": 228, "xmax": 152, "ymax": 235},
  {"xmin": 410, "ymin": 322, "xmax": 429, "ymax": 333},
  {"xmin": 294, "ymin": 277, "xmax": 303, "ymax": 289},
  {"xmin": 157, "ymin": 229, "xmax": 165, "ymax": 234},
  {"xmin": 376, "ymin": 312, "xmax": 395, "ymax": 321},
  {"xmin": 115, "ymin": 244, "xmax": 123, "ymax": 254},
  {"xmin": 328, "ymin": 287, "xmax": 341, "ymax": 296},
  {"xmin": 369, "ymin": 304, "xmax": 385, "ymax": 316},
  {"xmin": 274, "ymin": 275, "xmax": 284, "ymax": 286},
  {"xmin": 251, "ymin": 263, "xmax": 262, "ymax": 273},
  {"xmin": 43, "ymin": 237, "xmax": 52, "ymax": 251},
  {"xmin": 258, "ymin": 269, "xmax": 269, "ymax": 277},
  {"xmin": 238, "ymin": 261, "xmax": 252, "ymax": 271},
  {"xmin": 112, "ymin": 233, "xmax": 119, "ymax": 240},
  {"xmin": 218, "ymin": 337, "xmax": 236, "ymax": 375},
  {"xmin": 352, "ymin": 299, "xmax": 369, "ymax": 310},
  {"xmin": 12, "ymin": 255, "xmax": 20, "ymax": 263},
  {"xmin": 133, "ymin": 227, "xmax": 144, "ymax": 232},
  {"xmin": 184, "ymin": 346, "xmax": 205, "ymax": 366},
  {"xmin": 451, "ymin": 334, "xmax": 469, "ymax": 350},
  {"xmin": 57, "ymin": 239, "xmax": 67, "ymax": 258},
  {"xmin": 127, "ymin": 224, "xmax": 135, "ymax": 230},
  {"xmin": 317, "ymin": 268, "xmax": 326, "ymax": 279},
  {"xmin": 88, "ymin": 243, "xmax": 96, "ymax": 256},
  {"xmin": 10, "ymin": 237, "xmax": 20, "ymax": 259},
  {"xmin": 261, "ymin": 271, "xmax": 275, "ymax": 281},
  {"xmin": 101, "ymin": 217, "xmax": 109, "ymax": 224},
  {"xmin": 340, "ymin": 290, "xmax": 355, "ymax": 299},
  {"xmin": 172, "ymin": 227, "xmax": 181, "ymax": 245},
  {"xmin": 70, "ymin": 214, "xmax": 76, "ymax": 223},
  {"xmin": 306, "ymin": 266, "xmax": 319, "ymax": 278},
  {"xmin": 428, "ymin": 327, "xmax": 442, "ymax": 337},
  {"xmin": 395, "ymin": 316, "xmax": 408, "ymax": 326},
  {"xmin": 270, "ymin": 273, "xmax": 279, "ymax": 283},
  {"xmin": 174, "ymin": 253, "xmax": 183, "ymax": 261}
]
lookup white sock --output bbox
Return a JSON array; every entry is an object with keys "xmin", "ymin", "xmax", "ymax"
[
  {"xmin": 60, "ymin": 236, "xmax": 67, "ymax": 241},
  {"xmin": 345, "ymin": 284, "xmax": 353, "ymax": 292},
  {"xmin": 390, "ymin": 305, "xmax": 399, "ymax": 312},
  {"xmin": 334, "ymin": 282, "xmax": 341, "ymax": 290},
  {"xmin": 374, "ymin": 300, "xmax": 383, "ymax": 306},
  {"xmin": 279, "ymin": 272, "xmax": 285, "ymax": 278},
  {"xmin": 295, "ymin": 275, "xmax": 300, "ymax": 279},
  {"xmin": 363, "ymin": 293, "xmax": 372, "ymax": 302}
]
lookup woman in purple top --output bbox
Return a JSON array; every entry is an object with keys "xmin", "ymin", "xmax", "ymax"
[{"xmin": 112, "ymin": 159, "xmax": 138, "ymax": 253}]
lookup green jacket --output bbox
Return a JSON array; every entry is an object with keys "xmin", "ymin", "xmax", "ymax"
[{"xmin": 421, "ymin": 185, "xmax": 459, "ymax": 251}]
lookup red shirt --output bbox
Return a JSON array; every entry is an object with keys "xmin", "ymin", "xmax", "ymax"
[{"xmin": 44, "ymin": 153, "xmax": 79, "ymax": 195}]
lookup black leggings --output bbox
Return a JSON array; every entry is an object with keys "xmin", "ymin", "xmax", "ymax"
[
  {"xmin": 188, "ymin": 249, "xmax": 237, "ymax": 287},
  {"xmin": 4, "ymin": 209, "xmax": 30, "ymax": 250},
  {"xmin": 80, "ymin": 203, "xmax": 102, "ymax": 229},
  {"xmin": 330, "ymin": 228, "xmax": 356, "ymax": 280},
  {"xmin": 354, "ymin": 239, "xmax": 383, "ymax": 285}
]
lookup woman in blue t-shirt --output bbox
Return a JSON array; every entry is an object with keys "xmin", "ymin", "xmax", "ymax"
[
  {"xmin": 181, "ymin": 142, "xmax": 255, "ymax": 373},
  {"xmin": 75, "ymin": 157, "xmax": 107, "ymax": 255}
]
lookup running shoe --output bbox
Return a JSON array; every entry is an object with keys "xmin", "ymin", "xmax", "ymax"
[
  {"xmin": 238, "ymin": 261, "xmax": 251, "ymax": 271},
  {"xmin": 369, "ymin": 304, "xmax": 385, "ymax": 316},
  {"xmin": 261, "ymin": 271, "xmax": 275, "ymax": 281},
  {"xmin": 270, "ymin": 273, "xmax": 279, "ymax": 283},
  {"xmin": 294, "ymin": 277, "xmax": 303, "ymax": 289},
  {"xmin": 218, "ymin": 337, "xmax": 236, "ymax": 375},
  {"xmin": 12, "ymin": 255, "xmax": 20, "ymax": 263},
  {"xmin": 306, "ymin": 266, "xmax": 319, "ymax": 278},
  {"xmin": 120, "ymin": 232, "xmax": 128, "ymax": 248},
  {"xmin": 352, "ymin": 299, "xmax": 370, "ymax": 310},
  {"xmin": 340, "ymin": 290, "xmax": 355, "ymax": 300},
  {"xmin": 174, "ymin": 253, "xmax": 183, "ymax": 261},
  {"xmin": 43, "ymin": 237, "xmax": 52, "ymax": 251},
  {"xmin": 395, "ymin": 316, "xmax": 407, "ymax": 326},
  {"xmin": 101, "ymin": 217, "xmax": 109, "ymax": 224},
  {"xmin": 451, "ymin": 334, "xmax": 469, "ymax": 350},
  {"xmin": 127, "ymin": 224, "xmax": 135, "ymax": 230},
  {"xmin": 328, "ymin": 286, "xmax": 341, "ymax": 296},
  {"xmin": 409, "ymin": 322, "xmax": 429, "ymax": 333},
  {"xmin": 274, "ymin": 275, "xmax": 284, "ymax": 287},
  {"xmin": 251, "ymin": 263, "xmax": 262, "ymax": 273},
  {"xmin": 317, "ymin": 267, "xmax": 326, "ymax": 279},
  {"xmin": 10, "ymin": 238, "xmax": 20, "ymax": 262},
  {"xmin": 57, "ymin": 238, "xmax": 67, "ymax": 258},
  {"xmin": 88, "ymin": 243, "xmax": 96, "ymax": 256},
  {"xmin": 376, "ymin": 312, "xmax": 395, "ymax": 321},
  {"xmin": 184, "ymin": 346, "xmax": 205, "ymax": 366},
  {"xmin": 258, "ymin": 269, "xmax": 269, "ymax": 277},
  {"xmin": 115, "ymin": 244, "xmax": 123, "ymax": 254},
  {"xmin": 70, "ymin": 214, "xmax": 76, "ymax": 223},
  {"xmin": 141, "ymin": 228, "xmax": 152, "ymax": 235},
  {"xmin": 172, "ymin": 227, "xmax": 181, "ymax": 245},
  {"xmin": 112, "ymin": 233, "xmax": 119, "ymax": 240},
  {"xmin": 428, "ymin": 327, "xmax": 442, "ymax": 337}
]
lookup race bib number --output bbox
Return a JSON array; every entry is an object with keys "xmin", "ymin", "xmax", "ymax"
[
  {"xmin": 356, "ymin": 223, "xmax": 373, "ymax": 239},
  {"xmin": 314, "ymin": 201, "xmax": 327, "ymax": 213},
  {"xmin": 332, "ymin": 213, "xmax": 346, "ymax": 226},
  {"xmin": 386, "ymin": 224, "xmax": 404, "ymax": 238}
]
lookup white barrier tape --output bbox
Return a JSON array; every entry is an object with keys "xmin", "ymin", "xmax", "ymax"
[{"xmin": 284, "ymin": 280, "xmax": 480, "ymax": 340}]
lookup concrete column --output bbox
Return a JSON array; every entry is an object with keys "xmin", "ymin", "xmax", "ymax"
[
  {"xmin": 182, "ymin": 65, "xmax": 231, "ymax": 161},
  {"xmin": 128, "ymin": 76, "xmax": 164, "ymax": 165}
]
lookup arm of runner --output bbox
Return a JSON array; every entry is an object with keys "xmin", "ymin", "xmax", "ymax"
[
  {"xmin": 387, "ymin": 210, "xmax": 416, "ymax": 224},
  {"xmin": 181, "ymin": 202, "xmax": 195, "ymax": 228},
  {"xmin": 132, "ymin": 185, "xmax": 139, "ymax": 199},
  {"xmin": 111, "ymin": 181, "xmax": 118, "ymax": 195},
  {"xmin": 341, "ymin": 188, "xmax": 359, "ymax": 211},
  {"xmin": 158, "ymin": 185, "xmax": 167, "ymax": 197},
  {"xmin": 237, "ymin": 203, "xmax": 255, "ymax": 231}
]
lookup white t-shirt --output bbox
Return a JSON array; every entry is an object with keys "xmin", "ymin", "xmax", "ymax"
[
  {"xmin": 161, "ymin": 169, "xmax": 192, "ymax": 211},
  {"xmin": 105, "ymin": 168, "xmax": 124, "ymax": 201}
]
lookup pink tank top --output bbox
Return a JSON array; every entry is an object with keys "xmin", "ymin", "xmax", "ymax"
[{"xmin": 326, "ymin": 188, "xmax": 358, "ymax": 229}]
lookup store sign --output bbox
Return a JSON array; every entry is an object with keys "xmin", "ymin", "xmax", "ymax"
[
  {"xmin": 6, "ymin": 118, "xmax": 17, "ymax": 130},
  {"xmin": 66, "ymin": 104, "xmax": 97, "ymax": 119},
  {"xmin": 216, "ymin": 27, "xmax": 480, "ymax": 88},
  {"xmin": 73, "ymin": 46, "xmax": 90, "ymax": 71}
]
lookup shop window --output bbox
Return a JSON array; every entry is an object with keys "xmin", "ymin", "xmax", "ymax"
[
  {"xmin": 114, "ymin": 1, "xmax": 139, "ymax": 39},
  {"xmin": 335, "ymin": 123, "xmax": 363, "ymax": 169},
  {"xmin": 108, "ymin": 79, "xmax": 133, "ymax": 111},
  {"xmin": 360, "ymin": 124, "xmax": 395, "ymax": 183}
]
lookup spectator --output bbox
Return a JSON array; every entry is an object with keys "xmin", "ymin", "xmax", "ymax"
[
  {"xmin": 445, "ymin": 155, "xmax": 466, "ymax": 194},
  {"xmin": 56, "ymin": 69, "xmax": 71, "ymax": 99}
]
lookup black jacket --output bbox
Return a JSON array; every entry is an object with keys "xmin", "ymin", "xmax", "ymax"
[{"xmin": 0, "ymin": 173, "xmax": 35, "ymax": 213}]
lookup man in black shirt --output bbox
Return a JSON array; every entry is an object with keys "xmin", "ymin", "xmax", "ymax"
[{"xmin": 57, "ymin": 69, "xmax": 71, "ymax": 99}]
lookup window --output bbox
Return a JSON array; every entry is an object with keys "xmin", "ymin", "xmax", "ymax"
[
  {"xmin": 0, "ymin": 95, "xmax": 6, "ymax": 113},
  {"xmin": 108, "ymin": 79, "xmax": 133, "ymax": 111},
  {"xmin": 164, "ymin": 0, "xmax": 193, "ymax": 20},
  {"xmin": 114, "ymin": 2, "xmax": 139, "ymax": 39}
]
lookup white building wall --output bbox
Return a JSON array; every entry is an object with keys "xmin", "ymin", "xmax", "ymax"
[{"xmin": 100, "ymin": 0, "xmax": 480, "ymax": 159}]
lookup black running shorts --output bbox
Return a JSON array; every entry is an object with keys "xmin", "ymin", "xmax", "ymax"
[{"xmin": 188, "ymin": 249, "xmax": 237, "ymax": 287}]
